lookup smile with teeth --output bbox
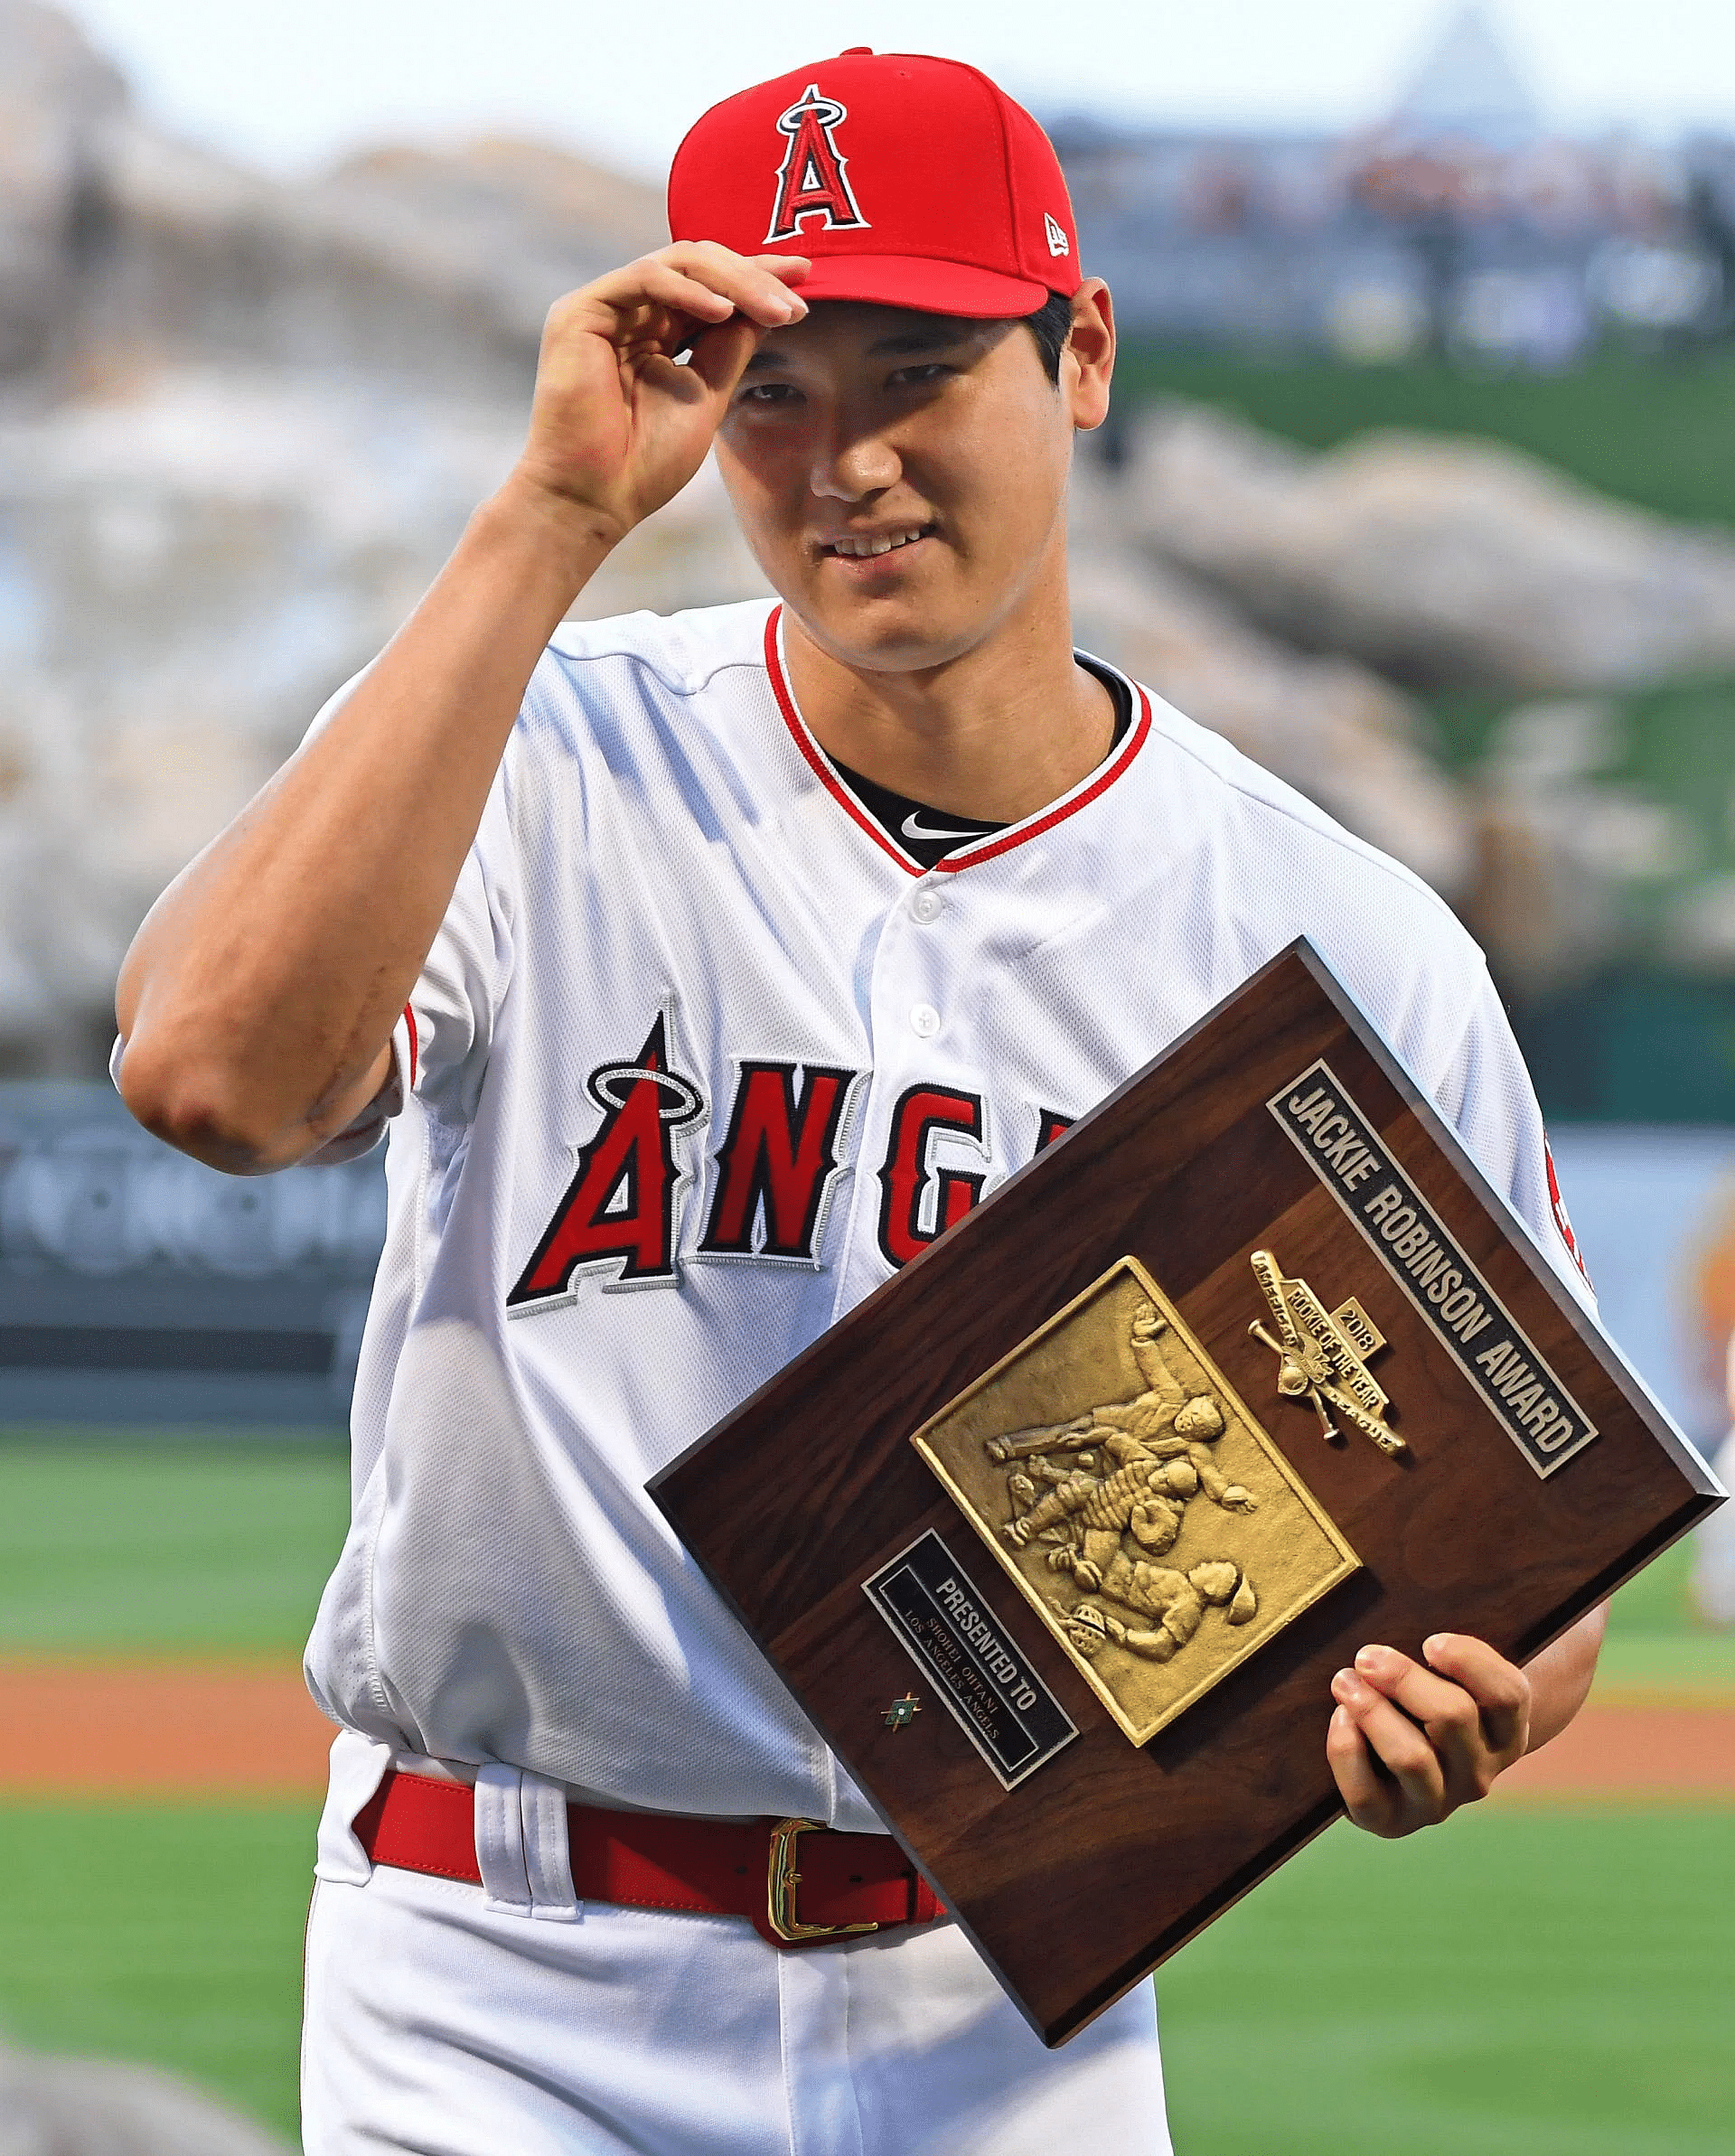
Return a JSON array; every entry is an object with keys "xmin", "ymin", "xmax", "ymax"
[{"xmin": 823, "ymin": 526, "xmax": 933, "ymax": 558}]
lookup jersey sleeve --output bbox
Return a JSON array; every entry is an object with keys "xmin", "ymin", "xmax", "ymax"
[
  {"xmin": 297, "ymin": 669, "xmax": 520, "ymax": 1160},
  {"xmin": 1427, "ymin": 957, "xmax": 1596, "ymax": 1313},
  {"xmin": 397, "ymin": 811, "xmax": 516, "ymax": 1127}
]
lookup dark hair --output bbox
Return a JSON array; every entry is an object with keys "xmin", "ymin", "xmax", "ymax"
[{"xmin": 1024, "ymin": 291, "xmax": 1075, "ymax": 381}]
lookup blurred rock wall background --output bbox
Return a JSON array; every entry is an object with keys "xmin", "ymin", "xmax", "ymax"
[{"xmin": 4, "ymin": 0, "xmax": 1735, "ymax": 1079}]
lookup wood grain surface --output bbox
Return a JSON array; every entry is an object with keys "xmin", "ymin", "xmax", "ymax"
[{"xmin": 651, "ymin": 942, "xmax": 1721, "ymax": 2046}]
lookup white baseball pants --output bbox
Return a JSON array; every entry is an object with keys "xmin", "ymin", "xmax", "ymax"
[{"xmin": 301, "ymin": 1738, "xmax": 1173, "ymax": 2155}]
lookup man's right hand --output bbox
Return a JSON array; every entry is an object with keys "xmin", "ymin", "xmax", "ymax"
[{"xmin": 509, "ymin": 243, "xmax": 811, "ymax": 548}]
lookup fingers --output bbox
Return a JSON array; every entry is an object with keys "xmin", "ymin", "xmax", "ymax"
[
  {"xmin": 1326, "ymin": 1701, "xmax": 1405, "ymax": 1837},
  {"xmin": 1358, "ymin": 1637, "xmax": 1529, "ymax": 1792},
  {"xmin": 1327, "ymin": 1635, "xmax": 1533, "ymax": 1838},
  {"xmin": 1420, "ymin": 1632, "xmax": 1532, "ymax": 1762},
  {"xmin": 681, "ymin": 314, "xmax": 761, "ymax": 403},
  {"xmin": 544, "ymin": 242, "xmax": 811, "ymax": 420},
  {"xmin": 587, "ymin": 242, "xmax": 811, "ymax": 336},
  {"xmin": 1329, "ymin": 1665, "xmax": 1446, "ymax": 1834},
  {"xmin": 750, "ymin": 249, "xmax": 813, "ymax": 294}
]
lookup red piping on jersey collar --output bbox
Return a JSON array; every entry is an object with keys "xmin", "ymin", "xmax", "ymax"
[
  {"xmin": 402, "ymin": 1003, "xmax": 418, "ymax": 1089},
  {"xmin": 762, "ymin": 605, "xmax": 1151, "ymax": 877}
]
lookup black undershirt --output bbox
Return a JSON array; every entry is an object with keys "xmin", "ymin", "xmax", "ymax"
[{"xmin": 829, "ymin": 658, "xmax": 1135, "ymax": 872}]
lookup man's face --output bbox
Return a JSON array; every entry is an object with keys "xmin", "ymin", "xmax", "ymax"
[{"xmin": 713, "ymin": 301, "xmax": 1090, "ymax": 674}]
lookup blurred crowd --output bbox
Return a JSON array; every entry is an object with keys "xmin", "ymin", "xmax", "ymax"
[{"xmin": 1061, "ymin": 6, "xmax": 1735, "ymax": 368}]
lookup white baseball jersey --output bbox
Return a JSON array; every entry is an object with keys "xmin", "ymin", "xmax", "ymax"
[{"xmin": 304, "ymin": 595, "xmax": 1591, "ymax": 1826}]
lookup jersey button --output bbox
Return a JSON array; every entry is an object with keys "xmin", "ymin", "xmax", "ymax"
[
  {"xmin": 910, "ymin": 1002, "xmax": 941, "ymax": 1038},
  {"xmin": 911, "ymin": 890, "xmax": 942, "ymax": 923}
]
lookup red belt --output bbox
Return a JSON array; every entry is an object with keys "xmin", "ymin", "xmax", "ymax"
[{"xmin": 354, "ymin": 1770, "xmax": 943, "ymax": 1950}]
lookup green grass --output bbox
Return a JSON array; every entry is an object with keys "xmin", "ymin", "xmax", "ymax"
[
  {"xmin": 0, "ymin": 1801, "xmax": 315, "ymax": 2138},
  {"xmin": 0, "ymin": 1439, "xmax": 349, "ymax": 1657},
  {"xmin": 1597, "ymin": 1527, "xmax": 1735, "ymax": 1695},
  {"xmin": 1491, "ymin": 670, "xmax": 1735, "ymax": 935},
  {"xmin": 0, "ymin": 1800, "xmax": 1723, "ymax": 2151},
  {"xmin": 3, "ymin": 1433, "xmax": 1721, "ymax": 1685},
  {"xmin": 1161, "ymin": 1804, "xmax": 1735, "ymax": 2155},
  {"xmin": 1115, "ymin": 346, "xmax": 1735, "ymax": 530}
]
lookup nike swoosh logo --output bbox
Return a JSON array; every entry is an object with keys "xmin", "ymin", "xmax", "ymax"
[{"xmin": 901, "ymin": 810, "xmax": 988, "ymax": 844}]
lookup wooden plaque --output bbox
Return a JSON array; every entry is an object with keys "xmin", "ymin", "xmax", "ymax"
[{"xmin": 649, "ymin": 942, "xmax": 1721, "ymax": 2047}]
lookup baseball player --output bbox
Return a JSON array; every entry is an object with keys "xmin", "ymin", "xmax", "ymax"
[{"xmin": 113, "ymin": 50, "xmax": 1608, "ymax": 2155}]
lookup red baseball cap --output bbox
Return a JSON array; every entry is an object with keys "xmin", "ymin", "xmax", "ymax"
[{"xmin": 667, "ymin": 51, "xmax": 1083, "ymax": 318}]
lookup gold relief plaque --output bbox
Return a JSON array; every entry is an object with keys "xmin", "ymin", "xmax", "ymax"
[{"xmin": 911, "ymin": 1258, "xmax": 1360, "ymax": 1747}]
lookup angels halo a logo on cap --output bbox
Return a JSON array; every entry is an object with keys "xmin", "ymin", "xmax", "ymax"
[{"xmin": 765, "ymin": 83, "xmax": 869, "ymax": 246}]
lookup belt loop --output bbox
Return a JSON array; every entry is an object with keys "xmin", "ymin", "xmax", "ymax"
[
  {"xmin": 474, "ymin": 1764, "xmax": 533, "ymax": 1916},
  {"xmin": 520, "ymin": 1770, "xmax": 579, "ymax": 1921},
  {"xmin": 475, "ymin": 1763, "xmax": 581, "ymax": 1921}
]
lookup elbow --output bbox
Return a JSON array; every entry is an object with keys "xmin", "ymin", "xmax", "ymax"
[{"xmin": 115, "ymin": 1032, "xmax": 293, "ymax": 1174}]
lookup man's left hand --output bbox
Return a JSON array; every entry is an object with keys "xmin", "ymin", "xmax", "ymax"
[{"xmin": 1327, "ymin": 1633, "xmax": 1530, "ymax": 1838}]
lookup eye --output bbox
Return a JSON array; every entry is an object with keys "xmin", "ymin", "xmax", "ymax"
[
  {"xmin": 887, "ymin": 362, "xmax": 952, "ymax": 388},
  {"xmin": 736, "ymin": 381, "xmax": 802, "ymax": 408}
]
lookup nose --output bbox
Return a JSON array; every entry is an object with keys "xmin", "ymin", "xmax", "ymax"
[{"xmin": 808, "ymin": 421, "xmax": 901, "ymax": 502}]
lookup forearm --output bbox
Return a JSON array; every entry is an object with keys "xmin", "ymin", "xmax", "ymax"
[
  {"xmin": 117, "ymin": 479, "xmax": 614, "ymax": 1171},
  {"xmin": 1192, "ymin": 1454, "xmax": 1242, "ymax": 1505},
  {"xmin": 118, "ymin": 242, "xmax": 804, "ymax": 1173},
  {"xmin": 1522, "ymin": 1602, "xmax": 1608, "ymax": 1752}
]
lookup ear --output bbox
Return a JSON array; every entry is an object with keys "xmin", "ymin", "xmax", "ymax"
[{"xmin": 1061, "ymin": 279, "xmax": 1115, "ymax": 434}]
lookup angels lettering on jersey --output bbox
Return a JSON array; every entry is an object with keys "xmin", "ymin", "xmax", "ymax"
[{"xmin": 507, "ymin": 1013, "xmax": 1077, "ymax": 1309}]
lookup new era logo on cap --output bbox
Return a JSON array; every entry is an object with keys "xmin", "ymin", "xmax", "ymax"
[{"xmin": 670, "ymin": 49, "xmax": 1084, "ymax": 320}]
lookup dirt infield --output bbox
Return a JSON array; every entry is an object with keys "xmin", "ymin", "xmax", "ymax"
[
  {"xmin": 1496, "ymin": 1701, "xmax": 1735, "ymax": 1801},
  {"xmin": 0, "ymin": 1659, "xmax": 334, "ymax": 1796},
  {"xmin": 0, "ymin": 1659, "xmax": 1730, "ymax": 1800}
]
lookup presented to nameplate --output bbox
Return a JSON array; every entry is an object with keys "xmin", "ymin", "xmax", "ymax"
[
  {"xmin": 862, "ymin": 1531, "xmax": 1078, "ymax": 1788},
  {"xmin": 652, "ymin": 940, "xmax": 1721, "ymax": 2050},
  {"xmin": 912, "ymin": 1258, "xmax": 1360, "ymax": 1746}
]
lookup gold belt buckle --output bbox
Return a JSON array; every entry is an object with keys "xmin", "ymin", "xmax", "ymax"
[{"xmin": 765, "ymin": 1818, "xmax": 879, "ymax": 1945}]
